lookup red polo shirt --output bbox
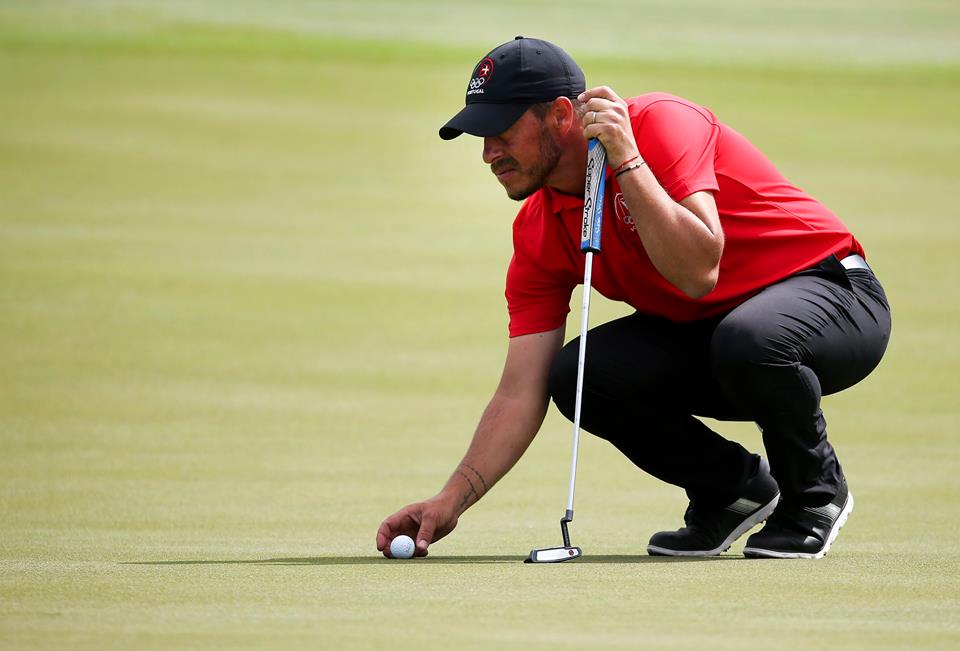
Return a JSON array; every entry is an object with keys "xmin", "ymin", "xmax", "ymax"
[{"xmin": 505, "ymin": 93, "xmax": 864, "ymax": 337}]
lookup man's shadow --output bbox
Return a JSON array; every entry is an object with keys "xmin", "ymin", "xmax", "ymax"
[{"xmin": 124, "ymin": 554, "xmax": 744, "ymax": 566}]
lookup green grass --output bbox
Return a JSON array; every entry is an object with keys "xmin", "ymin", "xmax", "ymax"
[{"xmin": 1, "ymin": 1, "xmax": 959, "ymax": 649}]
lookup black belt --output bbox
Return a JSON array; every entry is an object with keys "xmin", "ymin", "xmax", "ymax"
[{"xmin": 840, "ymin": 254, "xmax": 871, "ymax": 272}]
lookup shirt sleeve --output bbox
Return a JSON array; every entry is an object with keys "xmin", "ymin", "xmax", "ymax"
[
  {"xmin": 505, "ymin": 210, "xmax": 575, "ymax": 338},
  {"xmin": 505, "ymin": 250, "xmax": 573, "ymax": 337},
  {"xmin": 633, "ymin": 98, "xmax": 721, "ymax": 202}
]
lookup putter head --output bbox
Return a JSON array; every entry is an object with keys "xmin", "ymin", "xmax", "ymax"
[{"xmin": 523, "ymin": 546, "xmax": 582, "ymax": 563}]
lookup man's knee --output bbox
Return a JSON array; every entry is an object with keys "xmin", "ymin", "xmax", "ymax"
[{"xmin": 547, "ymin": 338, "xmax": 579, "ymax": 421}]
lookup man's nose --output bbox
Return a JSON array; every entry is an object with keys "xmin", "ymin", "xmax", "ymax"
[{"xmin": 482, "ymin": 137, "xmax": 502, "ymax": 165}]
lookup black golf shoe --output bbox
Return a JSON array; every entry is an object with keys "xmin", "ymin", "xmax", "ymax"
[
  {"xmin": 647, "ymin": 456, "xmax": 780, "ymax": 556},
  {"xmin": 743, "ymin": 479, "xmax": 853, "ymax": 559}
]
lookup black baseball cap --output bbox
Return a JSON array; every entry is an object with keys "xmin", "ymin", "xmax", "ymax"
[{"xmin": 439, "ymin": 36, "xmax": 585, "ymax": 140}]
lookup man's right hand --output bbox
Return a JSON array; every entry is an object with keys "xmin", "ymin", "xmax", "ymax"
[
  {"xmin": 375, "ymin": 327, "xmax": 564, "ymax": 559},
  {"xmin": 376, "ymin": 494, "xmax": 460, "ymax": 558}
]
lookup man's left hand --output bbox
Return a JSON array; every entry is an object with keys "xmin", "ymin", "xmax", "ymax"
[{"xmin": 578, "ymin": 86, "xmax": 640, "ymax": 169}]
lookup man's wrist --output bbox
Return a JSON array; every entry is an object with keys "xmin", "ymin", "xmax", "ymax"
[
  {"xmin": 444, "ymin": 462, "xmax": 489, "ymax": 515},
  {"xmin": 610, "ymin": 147, "xmax": 641, "ymax": 172}
]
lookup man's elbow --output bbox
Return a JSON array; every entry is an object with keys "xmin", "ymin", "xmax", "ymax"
[{"xmin": 680, "ymin": 265, "xmax": 719, "ymax": 299}]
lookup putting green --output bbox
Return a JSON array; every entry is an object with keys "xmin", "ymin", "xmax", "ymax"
[{"xmin": 1, "ymin": 2, "xmax": 958, "ymax": 649}]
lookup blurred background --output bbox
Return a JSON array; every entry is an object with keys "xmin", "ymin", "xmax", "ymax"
[{"xmin": 2, "ymin": 1, "xmax": 958, "ymax": 648}]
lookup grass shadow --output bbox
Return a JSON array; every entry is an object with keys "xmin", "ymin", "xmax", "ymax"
[{"xmin": 124, "ymin": 554, "xmax": 746, "ymax": 566}]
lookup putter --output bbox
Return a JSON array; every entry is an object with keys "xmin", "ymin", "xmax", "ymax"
[{"xmin": 525, "ymin": 138, "xmax": 607, "ymax": 563}]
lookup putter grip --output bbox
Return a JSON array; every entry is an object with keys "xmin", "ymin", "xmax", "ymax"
[{"xmin": 580, "ymin": 139, "xmax": 607, "ymax": 253}]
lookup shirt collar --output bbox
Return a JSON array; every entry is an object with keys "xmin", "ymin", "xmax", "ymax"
[
  {"xmin": 542, "ymin": 172, "xmax": 613, "ymax": 215},
  {"xmin": 542, "ymin": 185, "xmax": 586, "ymax": 215}
]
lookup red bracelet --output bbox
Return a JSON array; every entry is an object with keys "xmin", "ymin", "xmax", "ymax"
[{"xmin": 613, "ymin": 154, "xmax": 640, "ymax": 174}]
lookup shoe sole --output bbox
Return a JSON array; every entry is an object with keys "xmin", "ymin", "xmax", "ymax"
[
  {"xmin": 646, "ymin": 492, "xmax": 780, "ymax": 557},
  {"xmin": 742, "ymin": 491, "xmax": 854, "ymax": 560}
]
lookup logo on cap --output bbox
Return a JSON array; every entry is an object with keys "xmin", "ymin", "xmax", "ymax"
[{"xmin": 467, "ymin": 57, "xmax": 495, "ymax": 96}]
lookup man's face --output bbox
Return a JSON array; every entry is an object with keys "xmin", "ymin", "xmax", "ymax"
[{"xmin": 483, "ymin": 109, "xmax": 562, "ymax": 201}]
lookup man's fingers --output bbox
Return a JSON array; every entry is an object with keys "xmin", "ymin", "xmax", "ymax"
[
  {"xmin": 415, "ymin": 514, "xmax": 437, "ymax": 556},
  {"xmin": 579, "ymin": 97, "xmax": 630, "ymax": 139},
  {"xmin": 580, "ymin": 99, "xmax": 616, "ymax": 125},
  {"xmin": 376, "ymin": 501, "xmax": 453, "ymax": 558},
  {"xmin": 577, "ymin": 88, "xmax": 636, "ymax": 164},
  {"xmin": 581, "ymin": 97, "xmax": 618, "ymax": 113},
  {"xmin": 376, "ymin": 507, "xmax": 420, "ymax": 553},
  {"xmin": 376, "ymin": 522, "xmax": 392, "ymax": 551},
  {"xmin": 578, "ymin": 86, "xmax": 616, "ymax": 103}
]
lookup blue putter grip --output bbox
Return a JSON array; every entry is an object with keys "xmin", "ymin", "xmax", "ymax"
[{"xmin": 581, "ymin": 139, "xmax": 607, "ymax": 253}]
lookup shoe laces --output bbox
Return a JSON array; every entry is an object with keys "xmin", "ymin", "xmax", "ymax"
[
  {"xmin": 682, "ymin": 502, "xmax": 720, "ymax": 533},
  {"xmin": 682, "ymin": 503, "xmax": 702, "ymax": 526},
  {"xmin": 763, "ymin": 502, "xmax": 804, "ymax": 533}
]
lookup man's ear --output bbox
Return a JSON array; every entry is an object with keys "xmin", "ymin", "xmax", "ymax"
[{"xmin": 551, "ymin": 96, "xmax": 576, "ymax": 134}]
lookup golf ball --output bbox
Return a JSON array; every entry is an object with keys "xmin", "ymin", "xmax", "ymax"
[{"xmin": 390, "ymin": 535, "xmax": 416, "ymax": 559}]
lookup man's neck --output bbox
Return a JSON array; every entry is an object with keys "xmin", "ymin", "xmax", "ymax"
[{"xmin": 546, "ymin": 135, "xmax": 589, "ymax": 196}]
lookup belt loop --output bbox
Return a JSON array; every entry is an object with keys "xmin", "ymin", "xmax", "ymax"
[{"xmin": 840, "ymin": 255, "xmax": 871, "ymax": 272}]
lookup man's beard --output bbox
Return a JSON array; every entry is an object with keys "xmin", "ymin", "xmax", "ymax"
[{"xmin": 495, "ymin": 125, "xmax": 562, "ymax": 202}]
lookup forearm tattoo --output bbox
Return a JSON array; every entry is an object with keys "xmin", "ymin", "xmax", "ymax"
[
  {"xmin": 460, "ymin": 462, "xmax": 488, "ymax": 494},
  {"xmin": 454, "ymin": 463, "xmax": 488, "ymax": 510}
]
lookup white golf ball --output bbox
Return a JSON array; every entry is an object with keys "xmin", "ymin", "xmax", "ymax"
[{"xmin": 390, "ymin": 535, "xmax": 416, "ymax": 559}]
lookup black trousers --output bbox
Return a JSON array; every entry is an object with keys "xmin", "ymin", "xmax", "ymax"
[{"xmin": 548, "ymin": 256, "xmax": 891, "ymax": 508}]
